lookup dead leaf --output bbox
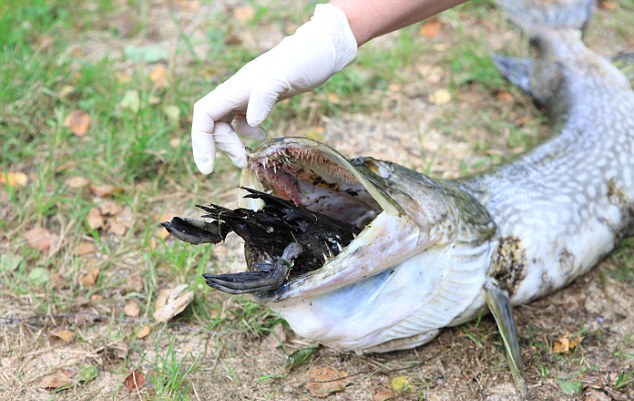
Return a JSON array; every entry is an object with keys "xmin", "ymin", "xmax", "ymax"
[
  {"xmin": 599, "ymin": 0, "xmax": 617, "ymax": 11},
  {"xmin": 136, "ymin": 325, "xmax": 151, "ymax": 339},
  {"xmin": 169, "ymin": 138, "xmax": 181, "ymax": 148},
  {"xmin": 0, "ymin": 171, "xmax": 29, "ymax": 187},
  {"xmin": 149, "ymin": 64, "xmax": 169, "ymax": 88},
  {"xmin": 75, "ymin": 308, "xmax": 100, "ymax": 325},
  {"xmin": 153, "ymin": 284, "xmax": 194, "ymax": 322},
  {"xmin": 156, "ymin": 212, "xmax": 176, "ymax": 240},
  {"xmin": 553, "ymin": 338, "xmax": 569, "ymax": 354},
  {"xmin": 64, "ymin": 110, "xmax": 91, "ymax": 137},
  {"xmin": 80, "ymin": 268, "xmax": 100, "ymax": 287},
  {"xmin": 155, "ymin": 288, "xmax": 169, "ymax": 309},
  {"xmin": 113, "ymin": 342, "xmax": 129, "ymax": 359},
  {"xmin": 50, "ymin": 273, "xmax": 66, "ymax": 289},
  {"xmin": 233, "ymin": 5, "xmax": 255, "ymax": 22},
  {"xmin": 99, "ymin": 200, "xmax": 122, "ymax": 216},
  {"xmin": 327, "ymin": 93, "xmax": 341, "ymax": 104},
  {"xmin": 49, "ymin": 329, "xmax": 75, "ymax": 343},
  {"xmin": 40, "ymin": 370, "xmax": 72, "ymax": 390},
  {"xmin": 107, "ymin": 206, "xmax": 133, "ymax": 236},
  {"xmin": 125, "ymin": 275, "xmax": 144, "ymax": 293},
  {"xmin": 64, "ymin": 176, "xmax": 90, "ymax": 189},
  {"xmin": 89, "ymin": 184, "xmax": 122, "ymax": 198},
  {"xmin": 76, "ymin": 297, "xmax": 90, "ymax": 306},
  {"xmin": 55, "ymin": 161, "xmax": 76, "ymax": 172},
  {"xmin": 25, "ymin": 226, "xmax": 58, "ymax": 252},
  {"xmin": 416, "ymin": 64, "xmax": 444, "ymax": 84},
  {"xmin": 74, "ymin": 241, "xmax": 95, "ymax": 256},
  {"xmin": 124, "ymin": 370, "xmax": 145, "ymax": 392},
  {"xmin": 553, "ymin": 332, "xmax": 583, "ymax": 354},
  {"xmin": 496, "ymin": 90, "xmax": 514, "ymax": 102},
  {"xmin": 86, "ymin": 207, "xmax": 105, "ymax": 230},
  {"xmin": 372, "ymin": 385, "xmax": 394, "ymax": 401},
  {"xmin": 419, "ymin": 20, "xmax": 442, "ymax": 38},
  {"xmin": 428, "ymin": 88, "xmax": 452, "ymax": 105},
  {"xmin": 306, "ymin": 367, "xmax": 350, "ymax": 397},
  {"xmin": 124, "ymin": 300, "xmax": 140, "ymax": 317},
  {"xmin": 569, "ymin": 336, "xmax": 584, "ymax": 350}
]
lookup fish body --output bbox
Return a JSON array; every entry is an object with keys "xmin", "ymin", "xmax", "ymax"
[{"xmin": 237, "ymin": 0, "xmax": 634, "ymax": 354}]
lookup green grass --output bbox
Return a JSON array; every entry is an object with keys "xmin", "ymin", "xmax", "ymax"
[
  {"xmin": 1, "ymin": 0, "xmax": 633, "ymax": 400},
  {"xmin": 149, "ymin": 328, "xmax": 202, "ymax": 400}
]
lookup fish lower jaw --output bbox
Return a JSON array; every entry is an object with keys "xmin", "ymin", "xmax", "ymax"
[{"xmin": 266, "ymin": 240, "xmax": 494, "ymax": 353}]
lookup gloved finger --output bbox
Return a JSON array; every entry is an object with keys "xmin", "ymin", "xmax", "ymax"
[
  {"xmin": 213, "ymin": 122, "xmax": 247, "ymax": 169},
  {"xmin": 246, "ymin": 79, "xmax": 288, "ymax": 126},
  {"xmin": 191, "ymin": 84, "xmax": 251, "ymax": 174},
  {"xmin": 194, "ymin": 82, "xmax": 250, "ymax": 124},
  {"xmin": 192, "ymin": 128, "xmax": 216, "ymax": 175},
  {"xmin": 233, "ymin": 115, "xmax": 267, "ymax": 140}
]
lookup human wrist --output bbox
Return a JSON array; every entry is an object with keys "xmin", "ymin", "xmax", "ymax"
[{"xmin": 328, "ymin": 0, "xmax": 374, "ymax": 46}]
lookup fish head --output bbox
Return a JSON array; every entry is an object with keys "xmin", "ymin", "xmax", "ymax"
[
  {"xmin": 240, "ymin": 138, "xmax": 495, "ymax": 301},
  {"xmin": 234, "ymin": 138, "xmax": 498, "ymax": 351}
]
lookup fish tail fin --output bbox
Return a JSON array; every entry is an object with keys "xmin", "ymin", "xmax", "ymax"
[
  {"xmin": 496, "ymin": 0, "xmax": 595, "ymax": 34},
  {"xmin": 493, "ymin": 0, "xmax": 598, "ymax": 106}
]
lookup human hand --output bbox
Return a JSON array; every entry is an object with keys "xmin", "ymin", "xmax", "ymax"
[{"xmin": 191, "ymin": 4, "xmax": 358, "ymax": 174}]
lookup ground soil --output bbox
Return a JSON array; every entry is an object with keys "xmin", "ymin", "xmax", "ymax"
[{"xmin": 1, "ymin": 1, "xmax": 632, "ymax": 400}]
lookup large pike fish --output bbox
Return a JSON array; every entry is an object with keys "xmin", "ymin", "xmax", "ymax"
[{"xmin": 164, "ymin": 0, "xmax": 633, "ymax": 394}]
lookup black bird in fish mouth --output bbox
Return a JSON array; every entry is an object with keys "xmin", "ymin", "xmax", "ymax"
[{"xmin": 161, "ymin": 187, "xmax": 361, "ymax": 295}]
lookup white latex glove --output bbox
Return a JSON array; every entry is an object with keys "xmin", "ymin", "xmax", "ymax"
[{"xmin": 191, "ymin": 4, "xmax": 358, "ymax": 174}]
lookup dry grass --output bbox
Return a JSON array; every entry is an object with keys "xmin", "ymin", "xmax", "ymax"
[{"xmin": 1, "ymin": 0, "xmax": 633, "ymax": 400}]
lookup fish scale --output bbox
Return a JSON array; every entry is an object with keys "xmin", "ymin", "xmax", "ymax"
[{"xmin": 463, "ymin": 46, "xmax": 634, "ymax": 303}]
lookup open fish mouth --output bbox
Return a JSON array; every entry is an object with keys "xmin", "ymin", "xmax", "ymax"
[
  {"xmin": 163, "ymin": 137, "xmax": 418, "ymax": 299},
  {"xmin": 244, "ymin": 138, "xmax": 385, "ymax": 228},
  {"xmin": 163, "ymin": 137, "xmax": 493, "ymax": 303},
  {"xmin": 217, "ymin": 138, "xmax": 414, "ymax": 298}
]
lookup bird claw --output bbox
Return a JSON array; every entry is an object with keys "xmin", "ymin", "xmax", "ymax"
[{"xmin": 203, "ymin": 243, "xmax": 303, "ymax": 294}]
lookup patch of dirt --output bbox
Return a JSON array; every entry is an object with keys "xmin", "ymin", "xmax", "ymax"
[{"xmin": 2, "ymin": 1, "xmax": 633, "ymax": 401}]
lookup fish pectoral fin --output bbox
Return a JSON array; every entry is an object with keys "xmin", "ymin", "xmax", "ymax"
[
  {"xmin": 484, "ymin": 279, "xmax": 528, "ymax": 398},
  {"xmin": 491, "ymin": 54, "xmax": 533, "ymax": 97}
]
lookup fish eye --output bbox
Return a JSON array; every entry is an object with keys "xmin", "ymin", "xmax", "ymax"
[{"xmin": 363, "ymin": 160, "xmax": 391, "ymax": 179}]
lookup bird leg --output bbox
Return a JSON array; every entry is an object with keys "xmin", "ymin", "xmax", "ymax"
[{"xmin": 203, "ymin": 243, "xmax": 303, "ymax": 294}]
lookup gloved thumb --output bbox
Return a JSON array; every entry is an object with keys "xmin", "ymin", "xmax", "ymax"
[{"xmin": 246, "ymin": 79, "xmax": 288, "ymax": 126}]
